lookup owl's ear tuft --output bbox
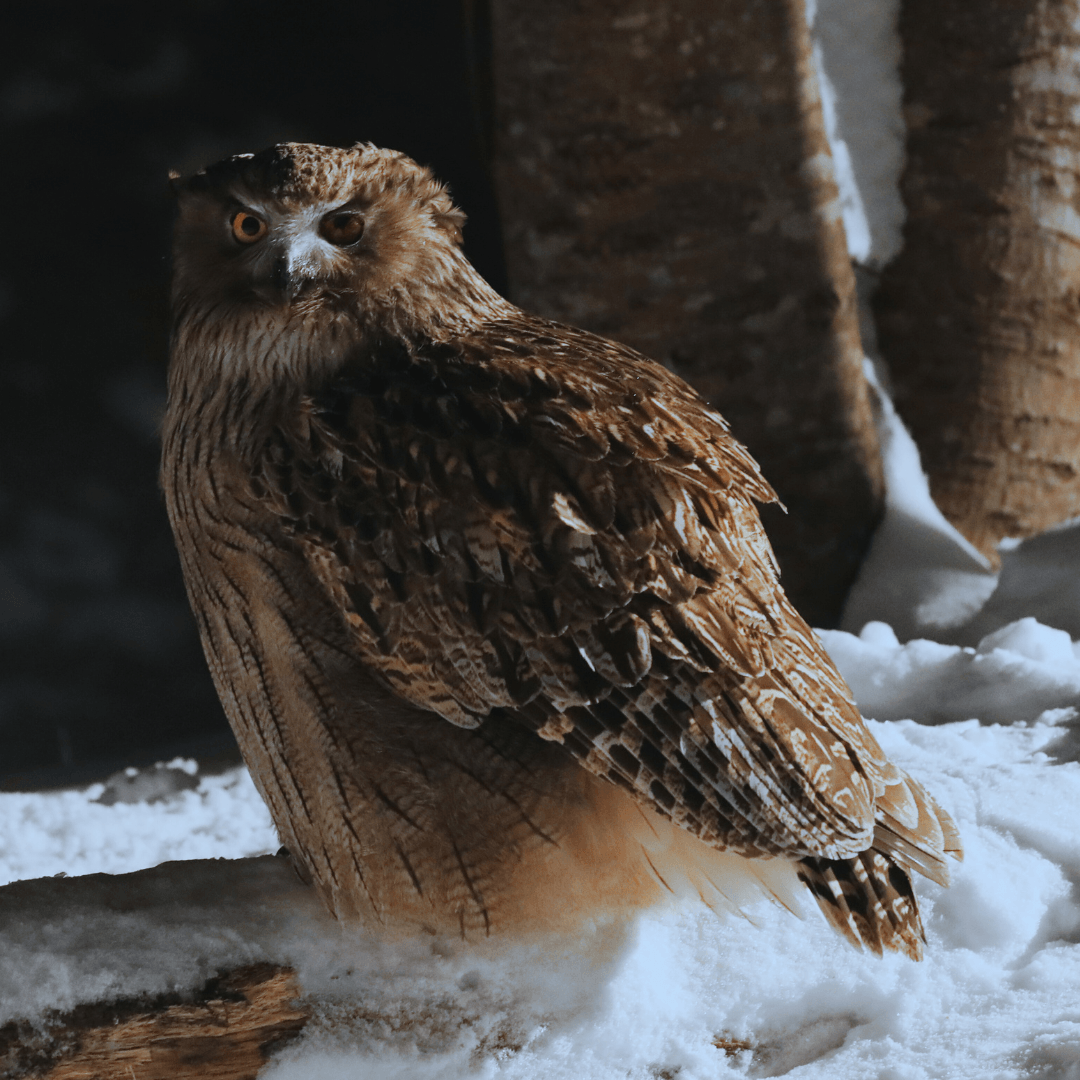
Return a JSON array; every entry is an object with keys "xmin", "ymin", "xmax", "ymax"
[
  {"xmin": 167, "ymin": 170, "xmax": 182, "ymax": 197},
  {"xmin": 435, "ymin": 208, "xmax": 467, "ymax": 246}
]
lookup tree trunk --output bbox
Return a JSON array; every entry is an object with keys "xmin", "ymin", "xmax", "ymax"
[
  {"xmin": 874, "ymin": 0, "xmax": 1080, "ymax": 563},
  {"xmin": 488, "ymin": 0, "xmax": 883, "ymax": 627},
  {"xmin": 0, "ymin": 965, "xmax": 307, "ymax": 1080}
]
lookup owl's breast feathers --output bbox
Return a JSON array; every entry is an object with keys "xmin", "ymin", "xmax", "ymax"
[{"xmin": 235, "ymin": 313, "xmax": 959, "ymax": 956}]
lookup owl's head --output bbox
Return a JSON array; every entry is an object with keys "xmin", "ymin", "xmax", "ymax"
[{"xmin": 170, "ymin": 142, "xmax": 505, "ymax": 345}]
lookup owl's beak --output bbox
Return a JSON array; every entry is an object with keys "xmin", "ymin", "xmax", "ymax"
[
  {"xmin": 267, "ymin": 252, "xmax": 294, "ymax": 300},
  {"xmin": 258, "ymin": 234, "xmax": 324, "ymax": 305}
]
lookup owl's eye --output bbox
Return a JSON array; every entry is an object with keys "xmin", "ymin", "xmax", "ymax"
[
  {"xmin": 320, "ymin": 209, "xmax": 365, "ymax": 246},
  {"xmin": 231, "ymin": 210, "xmax": 268, "ymax": 245}
]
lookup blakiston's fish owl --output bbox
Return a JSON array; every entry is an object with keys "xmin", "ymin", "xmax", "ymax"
[{"xmin": 163, "ymin": 143, "xmax": 960, "ymax": 956}]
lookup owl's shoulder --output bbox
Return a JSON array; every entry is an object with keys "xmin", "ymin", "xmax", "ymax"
[{"xmin": 285, "ymin": 312, "xmax": 777, "ymax": 515}]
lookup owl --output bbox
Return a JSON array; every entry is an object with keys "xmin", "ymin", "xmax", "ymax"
[{"xmin": 162, "ymin": 142, "xmax": 960, "ymax": 957}]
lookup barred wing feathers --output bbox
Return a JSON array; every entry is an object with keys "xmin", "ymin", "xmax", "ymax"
[{"xmin": 254, "ymin": 316, "xmax": 959, "ymax": 957}]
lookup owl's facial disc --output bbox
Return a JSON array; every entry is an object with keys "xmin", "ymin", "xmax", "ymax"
[
  {"xmin": 172, "ymin": 143, "xmax": 508, "ymax": 339},
  {"xmin": 226, "ymin": 199, "xmax": 365, "ymax": 305}
]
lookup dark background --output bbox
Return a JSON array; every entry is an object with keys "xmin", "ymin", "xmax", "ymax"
[{"xmin": 0, "ymin": 0, "xmax": 503, "ymax": 787}]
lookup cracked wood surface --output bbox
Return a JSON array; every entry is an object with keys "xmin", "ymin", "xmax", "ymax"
[{"xmin": 1, "ymin": 964, "xmax": 308, "ymax": 1080}]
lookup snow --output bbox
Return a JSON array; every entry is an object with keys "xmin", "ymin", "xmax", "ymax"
[
  {"xmin": 808, "ymin": 0, "xmax": 906, "ymax": 268},
  {"xmin": 4, "ymin": 663, "xmax": 1080, "ymax": 1077},
  {"xmin": 9, "ymin": 425, "xmax": 1080, "ymax": 1080},
  {"xmin": 0, "ymin": 759, "xmax": 277, "ymax": 887},
  {"xmin": 820, "ymin": 618, "xmax": 1080, "ymax": 725},
  {"xmin": 841, "ymin": 354, "xmax": 1080, "ymax": 649},
  {"xmin": 840, "ymin": 364, "xmax": 999, "ymax": 643},
  {"xmin": 958, "ymin": 519, "xmax": 1080, "ymax": 645}
]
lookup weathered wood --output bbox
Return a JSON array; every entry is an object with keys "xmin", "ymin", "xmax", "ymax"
[
  {"xmin": 0, "ymin": 859, "xmax": 322, "ymax": 1080},
  {"xmin": 0, "ymin": 964, "xmax": 308, "ymax": 1080},
  {"xmin": 489, "ymin": 0, "xmax": 883, "ymax": 626},
  {"xmin": 875, "ymin": 0, "xmax": 1080, "ymax": 562}
]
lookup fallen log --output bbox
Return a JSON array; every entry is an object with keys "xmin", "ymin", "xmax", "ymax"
[
  {"xmin": 1, "ymin": 964, "xmax": 308, "ymax": 1080},
  {"xmin": 0, "ymin": 856, "xmax": 322, "ymax": 1080}
]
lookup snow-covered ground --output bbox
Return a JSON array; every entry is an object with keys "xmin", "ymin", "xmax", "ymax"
[{"xmin": 4, "ymin": 615, "xmax": 1080, "ymax": 1078}]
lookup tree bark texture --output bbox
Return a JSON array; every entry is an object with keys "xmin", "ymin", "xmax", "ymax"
[
  {"xmin": 0, "ymin": 965, "xmax": 307, "ymax": 1080},
  {"xmin": 874, "ymin": 0, "xmax": 1080, "ymax": 562},
  {"xmin": 489, "ymin": 0, "xmax": 883, "ymax": 627}
]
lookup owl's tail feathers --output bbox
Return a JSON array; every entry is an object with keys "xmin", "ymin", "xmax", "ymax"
[
  {"xmin": 798, "ymin": 768, "xmax": 963, "ymax": 961},
  {"xmin": 797, "ymin": 849, "xmax": 925, "ymax": 960},
  {"xmin": 872, "ymin": 765, "xmax": 964, "ymax": 888}
]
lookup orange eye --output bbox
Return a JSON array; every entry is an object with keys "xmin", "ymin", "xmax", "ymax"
[
  {"xmin": 231, "ymin": 210, "xmax": 267, "ymax": 244},
  {"xmin": 320, "ymin": 209, "xmax": 365, "ymax": 246}
]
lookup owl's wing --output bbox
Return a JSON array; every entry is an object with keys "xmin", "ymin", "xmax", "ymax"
[{"xmin": 255, "ymin": 318, "xmax": 940, "ymax": 875}]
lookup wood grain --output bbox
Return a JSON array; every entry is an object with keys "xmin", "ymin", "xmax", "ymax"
[{"xmin": 1, "ymin": 964, "xmax": 308, "ymax": 1080}]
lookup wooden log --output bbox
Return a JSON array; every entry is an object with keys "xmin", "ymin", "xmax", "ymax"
[
  {"xmin": 0, "ymin": 964, "xmax": 308, "ymax": 1080},
  {"xmin": 874, "ymin": 0, "xmax": 1080, "ymax": 562},
  {"xmin": 0, "ymin": 857, "xmax": 322, "ymax": 1080},
  {"xmin": 489, "ymin": 0, "xmax": 883, "ymax": 626}
]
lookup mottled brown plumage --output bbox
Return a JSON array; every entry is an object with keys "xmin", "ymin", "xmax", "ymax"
[{"xmin": 162, "ymin": 143, "xmax": 960, "ymax": 956}]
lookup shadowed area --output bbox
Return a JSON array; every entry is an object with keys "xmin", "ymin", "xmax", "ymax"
[{"xmin": 0, "ymin": 0, "xmax": 504, "ymax": 783}]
